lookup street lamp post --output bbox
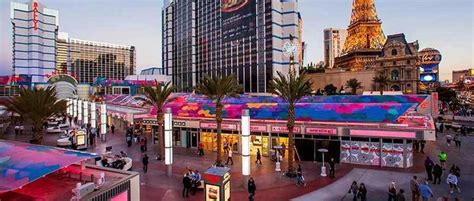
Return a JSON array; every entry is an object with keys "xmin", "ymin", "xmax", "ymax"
[
  {"xmin": 78, "ymin": 99, "xmax": 82, "ymax": 127},
  {"xmin": 91, "ymin": 102, "xmax": 96, "ymax": 129},
  {"xmin": 241, "ymin": 109, "xmax": 250, "ymax": 186},
  {"xmin": 100, "ymin": 102, "xmax": 107, "ymax": 141},
  {"xmin": 83, "ymin": 100, "xmax": 89, "ymax": 127},
  {"xmin": 164, "ymin": 108, "xmax": 173, "ymax": 176}
]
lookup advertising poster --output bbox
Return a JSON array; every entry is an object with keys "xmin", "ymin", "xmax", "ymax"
[
  {"xmin": 224, "ymin": 181, "xmax": 231, "ymax": 201},
  {"xmin": 205, "ymin": 184, "xmax": 220, "ymax": 201},
  {"xmin": 221, "ymin": 0, "xmax": 256, "ymax": 42}
]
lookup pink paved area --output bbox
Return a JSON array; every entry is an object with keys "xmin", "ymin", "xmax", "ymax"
[{"xmin": 0, "ymin": 121, "xmax": 447, "ymax": 201}]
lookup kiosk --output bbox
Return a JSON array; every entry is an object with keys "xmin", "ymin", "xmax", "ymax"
[
  {"xmin": 74, "ymin": 130, "xmax": 88, "ymax": 150},
  {"xmin": 204, "ymin": 167, "xmax": 231, "ymax": 201}
]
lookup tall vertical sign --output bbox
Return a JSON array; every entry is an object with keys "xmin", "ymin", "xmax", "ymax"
[
  {"xmin": 32, "ymin": 0, "xmax": 39, "ymax": 31},
  {"xmin": 241, "ymin": 109, "xmax": 250, "ymax": 176},
  {"xmin": 77, "ymin": 99, "xmax": 82, "ymax": 125},
  {"xmin": 100, "ymin": 102, "xmax": 107, "ymax": 140},
  {"xmin": 83, "ymin": 100, "xmax": 89, "ymax": 126},
  {"xmin": 164, "ymin": 108, "xmax": 173, "ymax": 176},
  {"xmin": 91, "ymin": 102, "xmax": 96, "ymax": 129}
]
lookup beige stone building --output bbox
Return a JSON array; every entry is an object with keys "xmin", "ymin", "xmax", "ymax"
[
  {"xmin": 372, "ymin": 33, "xmax": 420, "ymax": 94},
  {"xmin": 307, "ymin": 69, "xmax": 376, "ymax": 94}
]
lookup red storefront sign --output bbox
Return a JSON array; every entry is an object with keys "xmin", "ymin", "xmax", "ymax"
[
  {"xmin": 250, "ymin": 125, "xmax": 267, "ymax": 132},
  {"xmin": 200, "ymin": 122, "xmax": 237, "ymax": 130},
  {"xmin": 350, "ymin": 130, "xmax": 416, "ymax": 139},
  {"xmin": 305, "ymin": 127, "xmax": 337, "ymax": 135},
  {"xmin": 33, "ymin": 1, "xmax": 39, "ymax": 31},
  {"xmin": 271, "ymin": 126, "xmax": 301, "ymax": 133}
]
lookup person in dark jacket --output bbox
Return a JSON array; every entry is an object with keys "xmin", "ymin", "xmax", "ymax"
[
  {"xmin": 255, "ymin": 149, "xmax": 262, "ymax": 165},
  {"xmin": 142, "ymin": 154, "xmax": 149, "ymax": 173},
  {"xmin": 396, "ymin": 189, "xmax": 406, "ymax": 201},
  {"xmin": 329, "ymin": 158, "xmax": 336, "ymax": 178},
  {"xmin": 182, "ymin": 173, "xmax": 191, "ymax": 198},
  {"xmin": 248, "ymin": 177, "xmax": 256, "ymax": 201},
  {"xmin": 424, "ymin": 157, "xmax": 434, "ymax": 181},
  {"xmin": 432, "ymin": 164, "xmax": 443, "ymax": 184},
  {"xmin": 358, "ymin": 183, "xmax": 367, "ymax": 201}
]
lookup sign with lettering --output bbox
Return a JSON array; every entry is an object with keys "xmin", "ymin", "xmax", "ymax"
[
  {"xmin": 200, "ymin": 122, "xmax": 237, "ymax": 130},
  {"xmin": 271, "ymin": 126, "xmax": 301, "ymax": 133},
  {"xmin": 250, "ymin": 125, "xmax": 267, "ymax": 132},
  {"xmin": 173, "ymin": 120, "xmax": 199, "ymax": 128},
  {"xmin": 350, "ymin": 130, "xmax": 416, "ymax": 139},
  {"xmin": 305, "ymin": 127, "xmax": 337, "ymax": 135},
  {"xmin": 33, "ymin": 1, "xmax": 39, "ymax": 31}
]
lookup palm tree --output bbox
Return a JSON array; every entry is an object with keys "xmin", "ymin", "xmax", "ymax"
[
  {"xmin": 345, "ymin": 78, "xmax": 362, "ymax": 95},
  {"xmin": 5, "ymin": 87, "xmax": 66, "ymax": 144},
  {"xmin": 372, "ymin": 74, "xmax": 390, "ymax": 95},
  {"xmin": 195, "ymin": 75, "xmax": 242, "ymax": 165},
  {"xmin": 269, "ymin": 72, "xmax": 312, "ymax": 176},
  {"xmin": 141, "ymin": 81, "xmax": 175, "ymax": 159}
]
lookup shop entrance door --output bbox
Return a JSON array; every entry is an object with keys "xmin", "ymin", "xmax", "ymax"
[
  {"xmin": 190, "ymin": 131, "xmax": 198, "ymax": 148},
  {"xmin": 295, "ymin": 139, "xmax": 315, "ymax": 161},
  {"xmin": 315, "ymin": 140, "xmax": 340, "ymax": 163}
]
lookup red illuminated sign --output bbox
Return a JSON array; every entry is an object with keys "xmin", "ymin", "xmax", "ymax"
[
  {"xmin": 33, "ymin": 1, "xmax": 39, "ymax": 31},
  {"xmin": 305, "ymin": 127, "xmax": 337, "ymax": 135}
]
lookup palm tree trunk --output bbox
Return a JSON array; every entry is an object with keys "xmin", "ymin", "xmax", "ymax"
[
  {"xmin": 287, "ymin": 103, "xmax": 296, "ymax": 175},
  {"xmin": 157, "ymin": 111, "xmax": 165, "ymax": 159},
  {"xmin": 352, "ymin": 88, "xmax": 356, "ymax": 95},
  {"xmin": 216, "ymin": 102, "xmax": 223, "ymax": 165},
  {"xmin": 31, "ymin": 124, "xmax": 43, "ymax": 144}
]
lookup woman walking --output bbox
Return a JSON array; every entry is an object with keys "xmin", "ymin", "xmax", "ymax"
[
  {"xmin": 358, "ymin": 183, "xmax": 367, "ymax": 201},
  {"xmin": 447, "ymin": 172, "xmax": 461, "ymax": 194},
  {"xmin": 348, "ymin": 181, "xmax": 358, "ymax": 201},
  {"xmin": 248, "ymin": 177, "xmax": 256, "ymax": 201},
  {"xmin": 388, "ymin": 182, "xmax": 397, "ymax": 201}
]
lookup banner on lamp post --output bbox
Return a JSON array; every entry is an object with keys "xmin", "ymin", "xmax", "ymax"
[
  {"xmin": 164, "ymin": 108, "xmax": 173, "ymax": 176},
  {"xmin": 241, "ymin": 109, "xmax": 250, "ymax": 176}
]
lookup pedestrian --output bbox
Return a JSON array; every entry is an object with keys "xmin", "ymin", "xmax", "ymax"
[
  {"xmin": 424, "ymin": 157, "xmax": 434, "ymax": 181},
  {"xmin": 438, "ymin": 151, "xmax": 447, "ymax": 169},
  {"xmin": 420, "ymin": 140, "xmax": 426, "ymax": 153},
  {"xmin": 19, "ymin": 125, "xmax": 23, "ymax": 135},
  {"xmin": 414, "ymin": 140, "xmax": 419, "ymax": 152},
  {"xmin": 445, "ymin": 134, "xmax": 453, "ymax": 146},
  {"xmin": 198, "ymin": 142, "xmax": 204, "ymax": 156},
  {"xmin": 225, "ymin": 148, "xmax": 234, "ymax": 165},
  {"xmin": 358, "ymin": 183, "xmax": 367, "ymax": 201},
  {"xmin": 142, "ymin": 154, "xmax": 149, "ymax": 173},
  {"xmin": 433, "ymin": 164, "xmax": 443, "ymax": 184},
  {"xmin": 248, "ymin": 177, "xmax": 256, "ymax": 201},
  {"xmin": 111, "ymin": 124, "xmax": 115, "ymax": 134},
  {"xmin": 419, "ymin": 181, "xmax": 434, "ymax": 201},
  {"xmin": 348, "ymin": 181, "xmax": 358, "ymax": 201},
  {"xmin": 191, "ymin": 170, "xmax": 201, "ymax": 195},
  {"xmin": 449, "ymin": 164, "xmax": 460, "ymax": 177},
  {"xmin": 329, "ymin": 157, "xmax": 336, "ymax": 178},
  {"xmin": 255, "ymin": 149, "xmax": 262, "ymax": 165},
  {"xmin": 144, "ymin": 136, "xmax": 148, "ymax": 151},
  {"xmin": 453, "ymin": 134, "xmax": 461, "ymax": 147},
  {"xmin": 388, "ymin": 182, "xmax": 397, "ymax": 201},
  {"xmin": 126, "ymin": 134, "xmax": 132, "ymax": 147},
  {"xmin": 182, "ymin": 173, "xmax": 191, "ymax": 198},
  {"xmin": 439, "ymin": 122, "xmax": 444, "ymax": 133},
  {"xmin": 140, "ymin": 138, "xmax": 146, "ymax": 153},
  {"xmin": 446, "ymin": 172, "xmax": 461, "ymax": 194},
  {"xmin": 281, "ymin": 143, "xmax": 286, "ymax": 158},
  {"xmin": 296, "ymin": 169, "xmax": 305, "ymax": 187},
  {"xmin": 224, "ymin": 139, "xmax": 229, "ymax": 154},
  {"xmin": 396, "ymin": 189, "xmax": 406, "ymax": 201},
  {"xmin": 14, "ymin": 125, "xmax": 19, "ymax": 135},
  {"xmin": 410, "ymin": 176, "xmax": 420, "ymax": 201},
  {"xmin": 460, "ymin": 125, "xmax": 466, "ymax": 136}
]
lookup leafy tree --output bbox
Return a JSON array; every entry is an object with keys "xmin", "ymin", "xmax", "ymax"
[
  {"xmin": 345, "ymin": 78, "xmax": 362, "ymax": 95},
  {"xmin": 324, "ymin": 84, "xmax": 337, "ymax": 95},
  {"xmin": 140, "ymin": 81, "xmax": 175, "ymax": 159},
  {"xmin": 269, "ymin": 72, "xmax": 312, "ymax": 176},
  {"xmin": 195, "ymin": 75, "xmax": 242, "ymax": 165},
  {"xmin": 372, "ymin": 74, "xmax": 390, "ymax": 95},
  {"xmin": 5, "ymin": 87, "xmax": 66, "ymax": 144}
]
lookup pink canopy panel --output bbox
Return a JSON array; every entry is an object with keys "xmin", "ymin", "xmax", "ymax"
[{"xmin": 0, "ymin": 140, "xmax": 97, "ymax": 193}]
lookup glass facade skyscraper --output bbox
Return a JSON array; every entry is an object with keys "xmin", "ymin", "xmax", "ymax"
[
  {"xmin": 11, "ymin": 0, "xmax": 59, "ymax": 83},
  {"xmin": 163, "ymin": 0, "xmax": 300, "ymax": 93},
  {"xmin": 69, "ymin": 39, "xmax": 136, "ymax": 84}
]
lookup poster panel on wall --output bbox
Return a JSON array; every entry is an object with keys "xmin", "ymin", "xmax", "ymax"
[{"xmin": 221, "ymin": 0, "xmax": 256, "ymax": 43}]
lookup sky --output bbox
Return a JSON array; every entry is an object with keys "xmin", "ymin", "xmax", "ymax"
[{"xmin": 0, "ymin": 0, "xmax": 473, "ymax": 81}]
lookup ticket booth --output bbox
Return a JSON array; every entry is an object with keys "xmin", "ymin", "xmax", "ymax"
[
  {"xmin": 203, "ymin": 167, "xmax": 231, "ymax": 201},
  {"xmin": 74, "ymin": 130, "xmax": 88, "ymax": 150}
]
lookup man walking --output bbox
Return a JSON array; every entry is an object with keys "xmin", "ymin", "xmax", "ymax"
[
  {"xmin": 410, "ymin": 176, "xmax": 420, "ymax": 201},
  {"xmin": 424, "ymin": 157, "xmax": 434, "ymax": 181},
  {"xmin": 419, "ymin": 181, "xmax": 433, "ymax": 201},
  {"xmin": 248, "ymin": 177, "xmax": 256, "ymax": 201},
  {"xmin": 182, "ymin": 173, "xmax": 191, "ymax": 198},
  {"xmin": 432, "ymin": 164, "xmax": 443, "ymax": 184},
  {"xmin": 225, "ymin": 149, "xmax": 234, "ymax": 165},
  {"xmin": 255, "ymin": 149, "xmax": 262, "ymax": 165},
  {"xmin": 142, "ymin": 154, "xmax": 149, "ymax": 173},
  {"xmin": 111, "ymin": 124, "xmax": 115, "ymax": 134},
  {"xmin": 438, "ymin": 151, "xmax": 447, "ymax": 169},
  {"xmin": 329, "ymin": 157, "xmax": 336, "ymax": 178}
]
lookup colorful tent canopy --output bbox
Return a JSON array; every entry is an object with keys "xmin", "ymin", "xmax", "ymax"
[{"xmin": 0, "ymin": 140, "xmax": 97, "ymax": 193}]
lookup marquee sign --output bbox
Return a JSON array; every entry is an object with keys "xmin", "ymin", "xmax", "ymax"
[
  {"xmin": 33, "ymin": 1, "xmax": 39, "ymax": 31},
  {"xmin": 200, "ymin": 122, "xmax": 237, "ymax": 130},
  {"xmin": 271, "ymin": 126, "xmax": 301, "ymax": 133},
  {"xmin": 305, "ymin": 127, "xmax": 337, "ymax": 135}
]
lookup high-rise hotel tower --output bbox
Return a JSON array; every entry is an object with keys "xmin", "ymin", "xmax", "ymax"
[
  {"xmin": 163, "ymin": 0, "xmax": 301, "ymax": 93},
  {"xmin": 11, "ymin": 0, "xmax": 59, "ymax": 83}
]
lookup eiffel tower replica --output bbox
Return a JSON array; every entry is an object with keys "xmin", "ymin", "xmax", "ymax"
[{"xmin": 334, "ymin": 0, "xmax": 386, "ymax": 71}]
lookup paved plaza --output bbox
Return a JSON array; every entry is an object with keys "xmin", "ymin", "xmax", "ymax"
[{"xmin": 1, "ymin": 120, "xmax": 473, "ymax": 201}]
